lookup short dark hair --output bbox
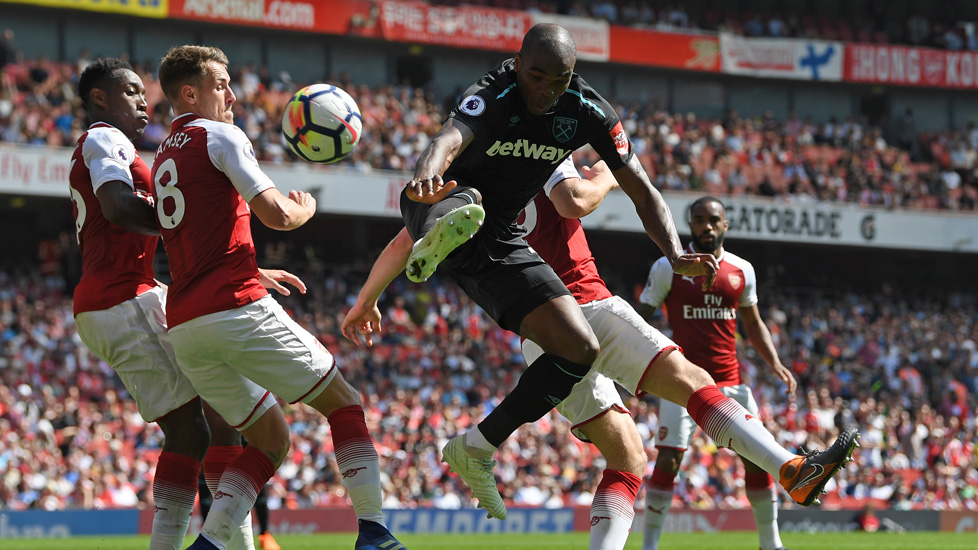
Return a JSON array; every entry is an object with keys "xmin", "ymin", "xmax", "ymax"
[
  {"xmin": 689, "ymin": 196, "xmax": 725, "ymax": 219},
  {"xmin": 78, "ymin": 57, "xmax": 133, "ymax": 109},
  {"xmin": 520, "ymin": 23, "xmax": 576, "ymax": 64},
  {"xmin": 158, "ymin": 45, "xmax": 229, "ymax": 102}
]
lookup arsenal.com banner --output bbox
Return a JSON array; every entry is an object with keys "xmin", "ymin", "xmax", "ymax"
[
  {"xmin": 168, "ymin": 0, "xmax": 357, "ymax": 33},
  {"xmin": 845, "ymin": 43, "xmax": 978, "ymax": 89}
]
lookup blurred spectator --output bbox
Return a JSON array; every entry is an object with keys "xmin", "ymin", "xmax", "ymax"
[
  {"xmin": 855, "ymin": 503, "xmax": 881, "ymax": 531},
  {"xmin": 0, "ymin": 29, "xmax": 19, "ymax": 74}
]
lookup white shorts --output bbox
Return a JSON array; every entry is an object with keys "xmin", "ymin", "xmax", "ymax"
[
  {"xmin": 75, "ymin": 286, "xmax": 198, "ymax": 423},
  {"xmin": 522, "ymin": 296, "xmax": 678, "ymax": 441},
  {"xmin": 168, "ymin": 295, "xmax": 335, "ymax": 429},
  {"xmin": 655, "ymin": 383, "xmax": 758, "ymax": 450}
]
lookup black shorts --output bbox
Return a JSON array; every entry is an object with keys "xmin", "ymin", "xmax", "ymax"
[
  {"xmin": 444, "ymin": 249, "xmax": 570, "ymax": 333},
  {"xmin": 401, "ymin": 187, "xmax": 570, "ymax": 333}
]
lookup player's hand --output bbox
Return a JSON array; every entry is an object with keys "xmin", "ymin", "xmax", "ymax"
[
  {"xmin": 289, "ymin": 189, "xmax": 317, "ymax": 213},
  {"xmin": 671, "ymin": 253, "xmax": 719, "ymax": 291},
  {"xmin": 258, "ymin": 268, "xmax": 307, "ymax": 296},
  {"xmin": 405, "ymin": 175, "xmax": 458, "ymax": 204},
  {"xmin": 771, "ymin": 362, "xmax": 797, "ymax": 395},
  {"xmin": 341, "ymin": 302, "xmax": 383, "ymax": 347},
  {"xmin": 581, "ymin": 160, "xmax": 615, "ymax": 186}
]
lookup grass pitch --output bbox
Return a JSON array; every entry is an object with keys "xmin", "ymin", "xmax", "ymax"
[{"xmin": 0, "ymin": 531, "xmax": 972, "ymax": 549}]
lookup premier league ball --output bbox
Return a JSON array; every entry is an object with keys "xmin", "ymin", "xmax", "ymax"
[{"xmin": 282, "ymin": 84, "xmax": 362, "ymax": 164}]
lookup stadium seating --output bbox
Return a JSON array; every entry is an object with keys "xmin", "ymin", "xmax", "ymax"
[{"xmin": 4, "ymin": 54, "xmax": 975, "ymax": 212}]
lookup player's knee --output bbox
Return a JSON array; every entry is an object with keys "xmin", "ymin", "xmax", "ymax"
[
  {"xmin": 160, "ymin": 427, "xmax": 210, "ymax": 460},
  {"xmin": 159, "ymin": 406, "xmax": 211, "ymax": 460},
  {"xmin": 271, "ymin": 438, "xmax": 291, "ymax": 466},
  {"xmin": 656, "ymin": 449, "xmax": 684, "ymax": 474},
  {"xmin": 242, "ymin": 407, "xmax": 292, "ymax": 467},
  {"xmin": 252, "ymin": 436, "xmax": 291, "ymax": 468},
  {"xmin": 682, "ymin": 358, "xmax": 716, "ymax": 388},
  {"xmin": 624, "ymin": 446, "xmax": 647, "ymax": 477},
  {"xmin": 558, "ymin": 334, "xmax": 600, "ymax": 366},
  {"xmin": 581, "ymin": 334, "xmax": 600, "ymax": 365},
  {"xmin": 662, "ymin": 351, "xmax": 715, "ymax": 391},
  {"xmin": 188, "ymin": 424, "xmax": 212, "ymax": 457},
  {"xmin": 308, "ymin": 376, "xmax": 362, "ymax": 416}
]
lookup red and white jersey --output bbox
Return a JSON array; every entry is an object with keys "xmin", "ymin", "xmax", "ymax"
[
  {"xmin": 152, "ymin": 113, "xmax": 274, "ymax": 328},
  {"xmin": 639, "ymin": 245, "xmax": 757, "ymax": 386},
  {"xmin": 69, "ymin": 123, "xmax": 158, "ymax": 315},
  {"xmin": 517, "ymin": 158, "xmax": 613, "ymax": 305}
]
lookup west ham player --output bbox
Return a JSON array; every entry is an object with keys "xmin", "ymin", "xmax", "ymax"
[
  {"xmin": 398, "ymin": 23, "xmax": 718, "ymax": 520},
  {"xmin": 638, "ymin": 196, "xmax": 798, "ymax": 550},
  {"xmin": 70, "ymin": 57, "xmax": 282, "ymax": 550},
  {"xmin": 343, "ymin": 158, "xmax": 860, "ymax": 548},
  {"xmin": 152, "ymin": 45, "xmax": 406, "ymax": 550}
]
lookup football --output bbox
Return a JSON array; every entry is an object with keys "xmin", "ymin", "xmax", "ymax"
[{"xmin": 281, "ymin": 83, "xmax": 362, "ymax": 164}]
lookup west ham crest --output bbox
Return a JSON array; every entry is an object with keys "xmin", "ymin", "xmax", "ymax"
[{"xmin": 553, "ymin": 117, "xmax": 577, "ymax": 143}]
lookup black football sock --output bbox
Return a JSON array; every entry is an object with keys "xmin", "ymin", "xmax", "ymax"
[
  {"xmin": 255, "ymin": 485, "xmax": 270, "ymax": 534},
  {"xmin": 478, "ymin": 353, "xmax": 591, "ymax": 447},
  {"xmin": 197, "ymin": 472, "xmax": 212, "ymax": 519}
]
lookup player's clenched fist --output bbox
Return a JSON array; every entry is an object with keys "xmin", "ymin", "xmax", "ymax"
[{"xmin": 289, "ymin": 189, "xmax": 316, "ymax": 210}]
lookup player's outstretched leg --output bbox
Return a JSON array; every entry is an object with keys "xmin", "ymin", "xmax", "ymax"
[
  {"xmin": 647, "ymin": 355, "xmax": 860, "ymax": 511},
  {"xmin": 441, "ymin": 434, "xmax": 507, "ymax": 519},
  {"xmin": 779, "ymin": 428, "xmax": 860, "ymax": 506},
  {"xmin": 405, "ymin": 204, "xmax": 484, "ymax": 283}
]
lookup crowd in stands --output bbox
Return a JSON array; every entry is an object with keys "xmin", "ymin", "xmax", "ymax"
[
  {"xmin": 1, "ymin": 240, "xmax": 976, "ymax": 513},
  {"xmin": 434, "ymin": 0, "xmax": 978, "ymax": 50},
  {"xmin": 2, "ymin": 50, "xmax": 978, "ymax": 212}
]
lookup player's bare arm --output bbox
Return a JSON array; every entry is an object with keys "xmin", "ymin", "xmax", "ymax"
[
  {"xmin": 612, "ymin": 157, "xmax": 718, "ymax": 290},
  {"xmin": 341, "ymin": 228, "xmax": 414, "ymax": 346},
  {"xmin": 249, "ymin": 188, "xmax": 316, "ymax": 230},
  {"xmin": 550, "ymin": 160, "xmax": 617, "ymax": 219},
  {"xmin": 95, "ymin": 180, "xmax": 160, "ymax": 235},
  {"xmin": 405, "ymin": 118, "xmax": 474, "ymax": 203},
  {"xmin": 740, "ymin": 303, "xmax": 797, "ymax": 394},
  {"xmin": 258, "ymin": 268, "xmax": 306, "ymax": 296}
]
